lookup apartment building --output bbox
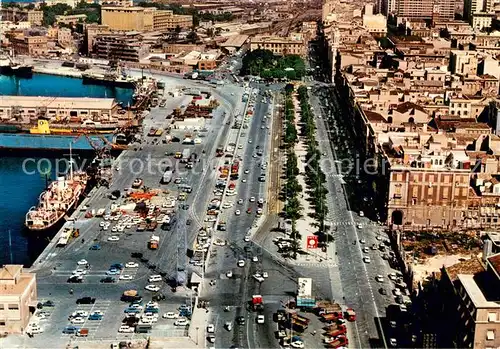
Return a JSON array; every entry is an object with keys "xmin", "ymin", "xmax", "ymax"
[
  {"xmin": 395, "ymin": 0, "xmax": 455, "ymax": 21},
  {"xmin": 11, "ymin": 35, "xmax": 48, "ymax": 57},
  {"xmin": 441, "ymin": 256, "xmax": 500, "ymax": 349},
  {"xmin": 250, "ymin": 35, "xmax": 306, "ymax": 56},
  {"xmin": 0, "ymin": 265, "xmax": 37, "ymax": 334},
  {"xmin": 101, "ymin": 7, "xmax": 192, "ymax": 32},
  {"xmin": 1, "ymin": 8, "xmax": 43, "ymax": 26},
  {"xmin": 86, "ymin": 24, "xmax": 110, "ymax": 54},
  {"xmin": 55, "ymin": 14, "xmax": 87, "ymax": 25},
  {"xmin": 94, "ymin": 32, "xmax": 149, "ymax": 62}
]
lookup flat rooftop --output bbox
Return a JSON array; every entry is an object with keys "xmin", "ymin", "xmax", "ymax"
[
  {"xmin": 0, "ymin": 96, "xmax": 117, "ymax": 110},
  {"xmin": 458, "ymin": 274, "xmax": 500, "ymax": 309},
  {"xmin": 221, "ymin": 34, "xmax": 249, "ymax": 48}
]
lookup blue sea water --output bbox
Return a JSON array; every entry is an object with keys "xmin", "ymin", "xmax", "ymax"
[
  {"xmin": 0, "ymin": 74, "xmax": 134, "ymax": 105},
  {"xmin": 0, "ymin": 73, "xmax": 134, "ymax": 266}
]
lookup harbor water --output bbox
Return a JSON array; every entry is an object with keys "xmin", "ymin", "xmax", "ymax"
[{"xmin": 0, "ymin": 73, "xmax": 134, "ymax": 266}]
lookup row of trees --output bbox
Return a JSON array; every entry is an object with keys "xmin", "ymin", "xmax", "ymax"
[
  {"xmin": 282, "ymin": 86, "xmax": 302, "ymax": 257},
  {"xmin": 241, "ymin": 49, "xmax": 306, "ymax": 80},
  {"xmin": 297, "ymin": 86, "xmax": 329, "ymax": 233}
]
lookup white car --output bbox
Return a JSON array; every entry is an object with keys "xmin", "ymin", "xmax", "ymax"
[
  {"xmin": 389, "ymin": 273, "xmax": 397, "ymax": 281},
  {"xmin": 393, "ymin": 288, "xmax": 402, "ymax": 296},
  {"xmin": 249, "ymin": 197, "xmax": 255, "ymax": 202},
  {"xmin": 77, "ymin": 259, "xmax": 88, "ymax": 266},
  {"xmin": 244, "ymin": 235, "xmax": 250, "ymax": 242},
  {"xmin": 389, "ymin": 338, "xmax": 397, "ymax": 347},
  {"xmin": 242, "ymin": 178, "xmax": 247, "ymax": 183},
  {"xmin": 72, "ymin": 269, "xmax": 87, "ymax": 275},
  {"xmin": 71, "ymin": 317, "xmax": 85, "ymax": 324},
  {"xmin": 291, "ymin": 341, "xmax": 305, "ymax": 348},
  {"xmin": 262, "ymin": 272, "xmax": 269, "ymax": 278},
  {"xmin": 376, "ymin": 275, "xmax": 384, "ymax": 282},
  {"xmin": 237, "ymin": 260, "xmax": 245, "ymax": 267},
  {"xmin": 359, "ymin": 211, "xmax": 364, "ymax": 217},
  {"xmin": 363, "ymin": 256, "xmax": 371, "ymax": 263},
  {"xmin": 119, "ymin": 274, "xmax": 133, "ymax": 280},
  {"xmin": 130, "ymin": 304, "xmax": 143, "ymax": 310},
  {"xmin": 235, "ymin": 210, "xmax": 241, "ymax": 215},
  {"xmin": 360, "ymin": 239, "xmax": 366, "ymax": 244},
  {"xmin": 253, "ymin": 274, "xmax": 265, "ymax": 282},
  {"xmin": 174, "ymin": 318, "xmax": 189, "ymax": 326},
  {"xmin": 107, "ymin": 235, "xmax": 120, "ymax": 242},
  {"xmin": 357, "ymin": 223, "xmax": 363, "ymax": 229},
  {"xmin": 145, "ymin": 284, "xmax": 161, "ymax": 292},
  {"xmin": 118, "ymin": 325, "xmax": 134, "ymax": 333},
  {"xmin": 226, "ymin": 270, "xmax": 233, "ymax": 278},
  {"xmin": 248, "ymin": 140, "xmax": 252, "ymax": 144},
  {"xmin": 238, "ymin": 199, "xmax": 244, "ymax": 204},
  {"xmin": 257, "ymin": 315, "xmax": 265, "ymax": 324},
  {"xmin": 244, "ymin": 169, "xmax": 250, "ymax": 174},
  {"xmin": 258, "ymin": 198, "xmax": 264, "ymax": 204},
  {"xmin": 146, "ymin": 301, "xmax": 159, "ymax": 308},
  {"xmin": 162, "ymin": 312, "xmax": 179, "ymax": 319},
  {"xmin": 252, "ymin": 256, "xmax": 258, "ymax": 262},
  {"xmin": 70, "ymin": 311, "xmax": 88, "ymax": 318},
  {"xmin": 125, "ymin": 262, "xmax": 139, "ymax": 268},
  {"xmin": 207, "ymin": 324, "xmax": 215, "ymax": 333}
]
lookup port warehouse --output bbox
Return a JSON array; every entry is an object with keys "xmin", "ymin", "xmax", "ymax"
[{"xmin": 0, "ymin": 96, "xmax": 120, "ymax": 121}]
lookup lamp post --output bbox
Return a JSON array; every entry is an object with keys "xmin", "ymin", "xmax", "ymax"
[{"xmin": 195, "ymin": 327, "xmax": 199, "ymax": 346}]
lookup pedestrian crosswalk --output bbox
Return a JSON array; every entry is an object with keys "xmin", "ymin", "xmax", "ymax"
[
  {"xmin": 292, "ymin": 262, "xmax": 338, "ymax": 268},
  {"xmin": 328, "ymin": 221, "xmax": 379, "ymax": 227}
]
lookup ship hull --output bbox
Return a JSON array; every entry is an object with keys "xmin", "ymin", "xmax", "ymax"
[
  {"xmin": 25, "ymin": 181, "xmax": 86, "ymax": 232},
  {"xmin": 0, "ymin": 133, "xmax": 115, "ymax": 150},
  {"xmin": 0, "ymin": 65, "xmax": 33, "ymax": 78},
  {"xmin": 82, "ymin": 76, "xmax": 136, "ymax": 89}
]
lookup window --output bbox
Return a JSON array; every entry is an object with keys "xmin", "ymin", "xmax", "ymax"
[
  {"xmin": 487, "ymin": 330, "xmax": 495, "ymax": 340},
  {"xmin": 488, "ymin": 313, "xmax": 497, "ymax": 322},
  {"xmin": 7, "ymin": 304, "xmax": 18, "ymax": 310},
  {"xmin": 0, "ymin": 304, "xmax": 3, "ymax": 309},
  {"xmin": 0, "ymin": 321, "xmax": 4, "ymax": 326}
]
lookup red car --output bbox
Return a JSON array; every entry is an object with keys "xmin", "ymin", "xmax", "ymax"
[{"xmin": 247, "ymin": 208, "xmax": 252, "ymax": 214}]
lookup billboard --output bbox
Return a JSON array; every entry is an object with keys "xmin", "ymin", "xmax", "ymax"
[{"xmin": 297, "ymin": 278, "xmax": 312, "ymax": 297}]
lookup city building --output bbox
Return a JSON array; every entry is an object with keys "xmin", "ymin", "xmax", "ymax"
[
  {"xmin": 395, "ymin": 0, "xmax": 455, "ymax": 22},
  {"xmin": 250, "ymin": 35, "xmax": 306, "ymax": 56},
  {"xmin": 55, "ymin": 14, "xmax": 87, "ymax": 26},
  {"xmin": 94, "ymin": 32, "xmax": 149, "ymax": 62},
  {"xmin": 85, "ymin": 23, "xmax": 110, "ymax": 54},
  {"xmin": 101, "ymin": 7, "xmax": 192, "ymax": 32},
  {"xmin": 0, "ymin": 96, "xmax": 119, "ymax": 121},
  {"xmin": 1, "ymin": 8, "xmax": 43, "ymax": 26},
  {"xmin": 57, "ymin": 27, "xmax": 73, "ymax": 48},
  {"xmin": 441, "ymin": 256, "xmax": 500, "ymax": 348},
  {"xmin": 11, "ymin": 35, "xmax": 48, "ymax": 57},
  {"xmin": 99, "ymin": 0, "xmax": 133, "ymax": 6},
  {"xmin": 0, "ymin": 265, "xmax": 37, "ymax": 334},
  {"xmin": 43, "ymin": 0, "xmax": 78, "ymax": 8}
]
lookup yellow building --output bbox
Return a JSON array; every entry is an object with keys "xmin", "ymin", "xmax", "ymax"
[
  {"xmin": 101, "ymin": 7, "xmax": 192, "ymax": 32},
  {"xmin": 250, "ymin": 35, "xmax": 306, "ymax": 56},
  {"xmin": 0, "ymin": 265, "xmax": 37, "ymax": 334}
]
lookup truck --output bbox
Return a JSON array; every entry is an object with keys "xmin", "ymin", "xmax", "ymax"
[
  {"xmin": 181, "ymin": 149, "xmax": 191, "ymax": 163},
  {"xmin": 322, "ymin": 312, "xmax": 343, "ymax": 323},
  {"xmin": 345, "ymin": 308, "xmax": 356, "ymax": 321},
  {"xmin": 149, "ymin": 235, "xmax": 159, "ymax": 249},
  {"xmin": 162, "ymin": 168, "xmax": 173, "ymax": 184},
  {"xmin": 327, "ymin": 335, "xmax": 348, "ymax": 348},
  {"xmin": 316, "ymin": 302, "xmax": 342, "ymax": 315},
  {"xmin": 251, "ymin": 295, "xmax": 264, "ymax": 311},
  {"xmin": 230, "ymin": 160, "xmax": 240, "ymax": 180},
  {"xmin": 291, "ymin": 317, "xmax": 308, "ymax": 332},
  {"xmin": 121, "ymin": 290, "xmax": 142, "ymax": 302},
  {"xmin": 325, "ymin": 324, "xmax": 346, "ymax": 338}
]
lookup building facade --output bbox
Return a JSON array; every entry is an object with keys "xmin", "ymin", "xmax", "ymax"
[
  {"xmin": 396, "ymin": 0, "xmax": 455, "ymax": 21},
  {"xmin": 94, "ymin": 32, "xmax": 149, "ymax": 62},
  {"xmin": 11, "ymin": 35, "xmax": 48, "ymax": 56},
  {"xmin": 0, "ymin": 265, "xmax": 37, "ymax": 334},
  {"xmin": 1, "ymin": 8, "xmax": 43, "ymax": 26},
  {"xmin": 250, "ymin": 36, "xmax": 306, "ymax": 56},
  {"xmin": 101, "ymin": 7, "xmax": 192, "ymax": 32},
  {"xmin": 55, "ymin": 14, "xmax": 87, "ymax": 25}
]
